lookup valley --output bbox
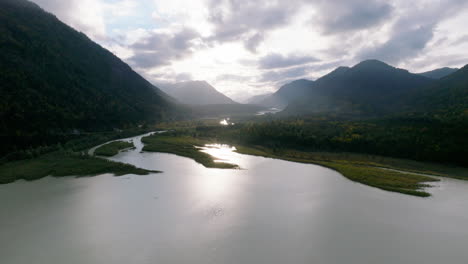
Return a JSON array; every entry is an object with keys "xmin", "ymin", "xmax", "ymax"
[{"xmin": 1, "ymin": 0, "xmax": 468, "ymax": 263}]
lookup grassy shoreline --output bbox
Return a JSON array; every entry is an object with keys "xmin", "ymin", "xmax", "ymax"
[
  {"xmin": 95, "ymin": 141, "xmax": 135, "ymax": 156},
  {"xmin": 2, "ymin": 128, "xmax": 466, "ymax": 197},
  {"xmin": 0, "ymin": 129, "xmax": 160, "ymax": 184},
  {"xmin": 235, "ymin": 145, "xmax": 468, "ymax": 180},
  {"xmin": 233, "ymin": 145, "xmax": 440, "ymax": 197},
  {"xmin": 143, "ymin": 130, "xmax": 468, "ymax": 197},
  {"xmin": 0, "ymin": 151, "xmax": 159, "ymax": 184},
  {"xmin": 141, "ymin": 133, "xmax": 238, "ymax": 169}
]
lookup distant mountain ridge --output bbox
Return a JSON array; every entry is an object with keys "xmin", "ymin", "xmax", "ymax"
[
  {"xmin": 418, "ymin": 67, "xmax": 459, "ymax": 79},
  {"xmin": 257, "ymin": 79, "xmax": 315, "ymax": 108},
  {"xmin": 283, "ymin": 60, "xmax": 433, "ymax": 116},
  {"xmin": 157, "ymin": 81, "xmax": 237, "ymax": 105}
]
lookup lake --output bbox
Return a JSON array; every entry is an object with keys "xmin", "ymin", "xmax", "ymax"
[{"xmin": 1, "ymin": 133, "xmax": 467, "ymax": 264}]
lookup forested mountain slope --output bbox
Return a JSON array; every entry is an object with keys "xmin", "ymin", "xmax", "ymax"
[
  {"xmin": 418, "ymin": 67, "xmax": 459, "ymax": 79},
  {"xmin": 413, "ymin": 65, "xmax": 468, "ymax": 120},
  {"xmin": 0, "ymin": 0, "xmax": 177, "ymax": 154},
  {"xmin": 283, "ymin": 60, "xmax": 433, "ymax": 116},
  {"xmin": 258, "ymin": 79, "xmax": 315, "ymax": 108}
]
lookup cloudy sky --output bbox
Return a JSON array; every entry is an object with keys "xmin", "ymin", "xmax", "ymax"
[{"xmin": 32, "ymin": 0, "xmax": 468, "ymax": 101}]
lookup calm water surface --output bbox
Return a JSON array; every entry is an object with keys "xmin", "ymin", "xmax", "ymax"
[{"xmin": 1, "ymin": 133, "xmax": 468, "ymax": 264}]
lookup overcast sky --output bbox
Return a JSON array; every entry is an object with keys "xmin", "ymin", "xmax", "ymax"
[{"xmin": 31, "ymin": 0, "xmax": 468, "ymax": 101}]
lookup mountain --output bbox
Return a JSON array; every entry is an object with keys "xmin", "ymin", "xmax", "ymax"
[
  {"xmin": 157, "ymin": 81, "xmax": 237, "ymax": 105},
  {"xmin": 418, "ymin": 67, "xmax": 459, "ymax": 79},
  {"xmin": 414, "ymin": 65, "xmax": 468, "ymax": 120},
  {"xmin": 283, "ymin": 60, "xmax": 434, "ymax": 116},
  {"xmin": 258, "ymin": 79, "xmax": 315, "ymax": 108},
  {"xmin": 0, "ymin": 0, "xmax": 176, "ymax": 152}
]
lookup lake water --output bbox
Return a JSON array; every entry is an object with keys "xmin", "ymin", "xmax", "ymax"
[
  {"xmin": 256, "ymin": 107, "xmax": 282, "ymax": 115},
  {"xmin": 1, "ymin": 133, "xmax": 468, "ymax": 264}
]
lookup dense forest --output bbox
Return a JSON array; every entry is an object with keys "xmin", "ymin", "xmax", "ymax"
[
  {"xmin": 177, "ymin": 116, "xmax": 468, "ymax": 167},
  {"xmin": 412, "ymin": 64, "xmax": 468, "ymax": 121}
]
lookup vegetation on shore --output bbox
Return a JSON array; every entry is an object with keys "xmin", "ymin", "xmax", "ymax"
[
  {"xmin": 153, "ymin": 121, "xmax": 468, "ymax": 197},
  {"xmin": 95, "ymin": 141, "xmax": 134, "ymax": 156},
  {"xmin": 0, "ymin": 128, "xmax": 161, "ymax": 184},
  {"xmin": 156, "ymin": 116, "xmax": 468, "ymax": 167},
  {"xmin": 234, "ymin": 146, "xmax": 468, "ymax": 181},
  {"xmin": 2, "ymin": 127, "xmax": 152, "ymax": 162},
  {"xmin": 234, "ymin": 145, "xmax": 438, "ymax": 197},
  {"xmin": 0, "ymin": 151, "xmax": 158, "ymax": 184},
  {"xmin": 144, "ymin": 132, "xmax": 438, "ymax": 196},
  {"xmin": 141, "ymin": 133, "xmax": 238, "ymax": 169}
]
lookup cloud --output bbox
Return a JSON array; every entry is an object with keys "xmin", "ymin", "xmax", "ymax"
[
  {"xmin": 452, "ymin": 35, "xmax": 468, "ymax": 46},
  {"xmin": 358, "ymin": 0, "xmax": 468, "ymax": 64},
  {"xmin": 359, "ymin": 25, "xmax": 434, "ymax": 64},
  {"xmin": 259, "ymin": 53, "xmax": 320, "ymax": 69},
  {"xmin": 174, "ymin": 72, "xmax": 194, "ymax": 82},
  {"xmin": 259, "ymin": 66, "xmax": 310, "ymax": 83},
  {"xmin": 32, "ymin": 0, "xmax": 110, "ymax": 40},
  {"xmin": 216, "ymin": 74, "xmax": 253, "ymax": 82},
  {"xmin": 149, "ymin": 70, "xmax": 194, "ymax": 84},
  {"xmin": 206, "ymin": 0, "xmax": 302, "ymax": 50},
  {"xmin": 313, "ymin": 0, "xmax": 393, "ymax": 34},
  {"xmin": 244, "ymin": 33, "xmax": 264, "ymax": 53},
  {"xmin": 129, "ymin": 28, "xmax": 200, "ymax": 68}
]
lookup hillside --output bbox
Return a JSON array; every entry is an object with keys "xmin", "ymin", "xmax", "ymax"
[
  {"xmin": 0, "ymin": 0, "xmax": 176, "ymax": 154},
  {"xmin": 283, "ymin": 60, "xmax": 433, "ymax": 116},
  {"xmin": 414, "ymin": 65, "xmax": 468, "ymax": 120},
  {"xmin": 418, "ymin": 67, "xmax": 459, "ymax": 79},
  {"xmin": 157, "ymin": 81, "xmax": 237, "ymax": 105},
  {"xmin": 258, "ymin": 79, "xmax": 314, "ymax": 108}
]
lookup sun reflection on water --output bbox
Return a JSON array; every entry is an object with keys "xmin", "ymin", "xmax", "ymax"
[
  {"xmin": 193, "ymin": 144, "xmax": 245, "ymax": 204},
  {"xmin": 200, "ymin": 144, "xmax": 241, "ymax": 166},
  {"xmin": 219, "ymin": 118, "xmax": 235, "ymax": 126},
  {"xmin": 195, "ymin": 170, "xmax": 236, "ymax": 203},
  {"xmin": 220, "ymin": 119, "xmax": 229, "ymax": 125}
]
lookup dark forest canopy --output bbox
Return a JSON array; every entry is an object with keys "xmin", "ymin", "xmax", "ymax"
[{"xmin": 188, "ymin": 117, "xmax": 468, "ymax": 167}]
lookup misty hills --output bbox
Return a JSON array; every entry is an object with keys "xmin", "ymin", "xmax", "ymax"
[
  {"xmin": 251, "ymin": 60, "xmax": 467, "ymax": 119},
  {"xmin": 156, "ymin": 81, "xmax": 268, "ymax": 118},
  {"xmin": 157, "ymin": 81, "xmax": 237, "ymax": 105},
  {"xmin": 287, "ymin": 60, "xmax": 433, "ymax": 115},
  {"xmin": 258, "ymin": 79, "xmax": 315, "ymax": 108},
  {"xmin": 0, "ymin": 0, "xmax": 176, "ymax": 151},
  {"xmin": 418, "ymin": 67, "xmax": 459, "ymax": 79},
  {"xmin": 257, "ymin": 60, "xmax": 433, "ymax": 116}
]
